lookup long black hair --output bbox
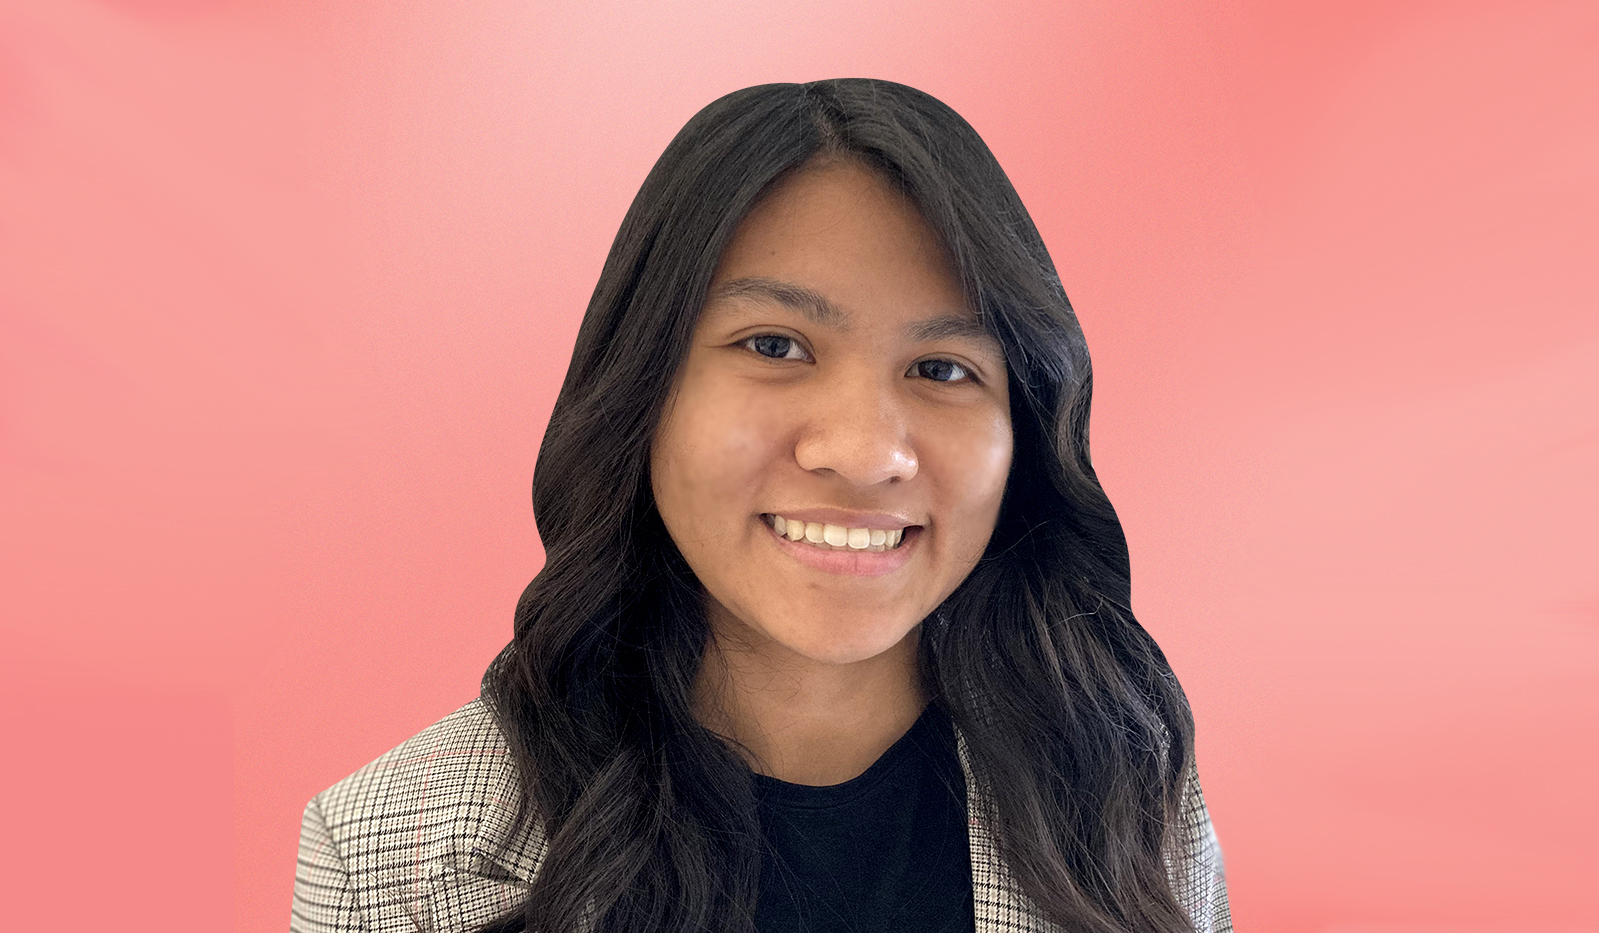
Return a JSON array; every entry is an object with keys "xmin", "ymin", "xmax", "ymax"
[{"xmin": 480, "ymin": 78, "xmax": 1199, "ymax": 933}]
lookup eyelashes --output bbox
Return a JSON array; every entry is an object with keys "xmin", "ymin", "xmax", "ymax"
[{"xmin": 740, "ymin": 333, "xmax": 978, "ymax": 385}]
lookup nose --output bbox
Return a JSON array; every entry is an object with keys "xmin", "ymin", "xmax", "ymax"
[{"xmin": 792, "ymin": 372, "xmax": 919, "ymax": 486}]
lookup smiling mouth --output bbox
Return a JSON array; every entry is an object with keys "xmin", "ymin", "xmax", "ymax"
[{"xmin": 762, "ymin": 513, "xmax": 912, "ymax": 552}]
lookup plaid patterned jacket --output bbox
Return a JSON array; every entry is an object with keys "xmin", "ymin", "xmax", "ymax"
[{"xmin": 292, "ymin": 698, "xmax": 1232, "ymax": 933}]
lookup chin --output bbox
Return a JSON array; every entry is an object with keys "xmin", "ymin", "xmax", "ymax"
[{"xmin": 768, "ymin": 616, "xmax": 920, "ymax": 667}]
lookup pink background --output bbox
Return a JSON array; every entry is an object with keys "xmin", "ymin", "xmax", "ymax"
[{"xmin": 2, "ymin": 1, "xmax": 1595, "ymax": 930}]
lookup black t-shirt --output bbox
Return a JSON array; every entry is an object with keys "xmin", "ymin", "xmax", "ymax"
[{"xmin": 752, "ymin": 704, "xmax": 977, "ymax": 933}]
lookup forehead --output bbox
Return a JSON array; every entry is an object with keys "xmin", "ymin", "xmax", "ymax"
[{"xmin": 707, "ymin": 160, "xmax": 973, "ymax": 327}]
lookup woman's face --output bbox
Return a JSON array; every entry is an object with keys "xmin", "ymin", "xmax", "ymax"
[{"xmin": 651, "ymin": 159, "xmax": 1013, "ymax": 668}]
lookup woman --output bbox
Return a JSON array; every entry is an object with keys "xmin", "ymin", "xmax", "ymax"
[{"xmin": 292, "ymin": 78, "xmax": 1231, "ymax": 933}]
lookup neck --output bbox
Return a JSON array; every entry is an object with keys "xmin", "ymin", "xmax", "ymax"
[{"xmin": 693, "ymin": 618, "xmax": 927, "ymax": 786}]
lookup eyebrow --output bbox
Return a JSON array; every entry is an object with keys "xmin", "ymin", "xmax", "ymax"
[
  {"xmin": 903, "ymin": 314, "xmax": 994, "ymax": 344},
  {"xmin": 707, "ymin": 276, "xmax": 998, "ymax": 347},
  {"xmin": 707, "ymin": 277, "xmax": 850, "ymax": 328}
]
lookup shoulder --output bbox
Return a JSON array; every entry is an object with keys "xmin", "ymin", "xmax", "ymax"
[
  {"xmin": 294, "ymin": 698, "xmax": 546, "ymax": 932},
  {"xmin": 314, "ymin": 697, "xmax": 514, "ymax": 847}
]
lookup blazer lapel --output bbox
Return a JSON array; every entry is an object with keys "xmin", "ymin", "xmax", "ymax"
[
  {"xmin": 956, "ymin": 728, "xmax": 1063, "ymax": 933},
  {"xmin": 418, "ymin": 739, "xmax": 549, "ymax": 933},
  {"xmin": 463, "ymin": 754, "xmax": 547, "ymax": 884},
  {"xmin": 423, "ymin": 864, "xmax": 530, "ymax": 933}
]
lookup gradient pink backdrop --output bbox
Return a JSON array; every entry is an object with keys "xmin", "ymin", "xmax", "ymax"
[{"xmin": 1, "ymin": 1, "xmax": 1594, "ymax": 930}]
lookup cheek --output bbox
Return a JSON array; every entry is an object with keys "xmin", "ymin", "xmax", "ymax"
[
  {"xmin": 652, "ymin": 384, "xmax": 789, "ymax": 529},
  {"xmin": 930, "ymin": 410, "xmax": 1014, "ymax": 525}
]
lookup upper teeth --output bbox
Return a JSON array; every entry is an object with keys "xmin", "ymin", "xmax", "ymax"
[{"xmin": 767, "ymin": 514, "xmax": 905, "ymax": 551}]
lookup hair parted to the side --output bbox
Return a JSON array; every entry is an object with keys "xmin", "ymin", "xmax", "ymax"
[{"xmin": 479, "ymin": 79, "xmax": 1199, "ymax": 933}]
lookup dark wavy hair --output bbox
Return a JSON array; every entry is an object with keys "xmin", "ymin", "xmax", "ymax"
[{"xmin": 479, "ymin": 78, "xmax": 1198, "ymax": 933}]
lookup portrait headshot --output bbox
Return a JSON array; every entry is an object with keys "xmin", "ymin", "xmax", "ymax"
[
  {"xmin": 0, "ymin": 3, "xmax": 1593, "ymax": 933},
  {"xmin": 289, "ymin": 78, "xmax": 1231, "ymax": 932}
]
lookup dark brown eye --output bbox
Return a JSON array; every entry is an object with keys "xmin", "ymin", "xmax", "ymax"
[
  {"xmin": 751, "ymin": 335, "xmax": 791, "ymax": 358},
  {"xmin": 913, "ymin": 358, "xmax": 970, "ymax": 382},
  {"xmin": 746, "ymin": 334, "xmax": 808, "ymax": 360}
]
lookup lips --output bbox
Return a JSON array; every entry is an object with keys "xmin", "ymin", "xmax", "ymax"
[{"xmin": 760, "ymin": 513, "xmax": 922, "ymax": 577}]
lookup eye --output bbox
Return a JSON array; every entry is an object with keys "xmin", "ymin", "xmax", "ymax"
[
  {"xmin": 744, "ymin": 334, "xmax": 811, "ymax": 361},
  {"xmin": 911, "ymin": 358, "xmax": 972, "ymax": 383}
]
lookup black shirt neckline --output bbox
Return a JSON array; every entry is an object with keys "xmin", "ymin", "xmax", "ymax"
[{"xmin": 751, "ymin": 703, "xmax": 949, "ymax": 810}]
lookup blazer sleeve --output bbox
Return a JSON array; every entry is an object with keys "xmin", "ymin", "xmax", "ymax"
[
  {"xmin": 1171, "ymin": 764, "xmax": 1233, "ymax": 933},
  {"xmin": 291, "ymin": 795, "xmax": 366, "ymax": 933}
]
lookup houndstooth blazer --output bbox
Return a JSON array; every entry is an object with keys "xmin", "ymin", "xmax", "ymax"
[{"xmin": 292, "ymin": 698, "xmax": 1232, "ymax": 933}]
